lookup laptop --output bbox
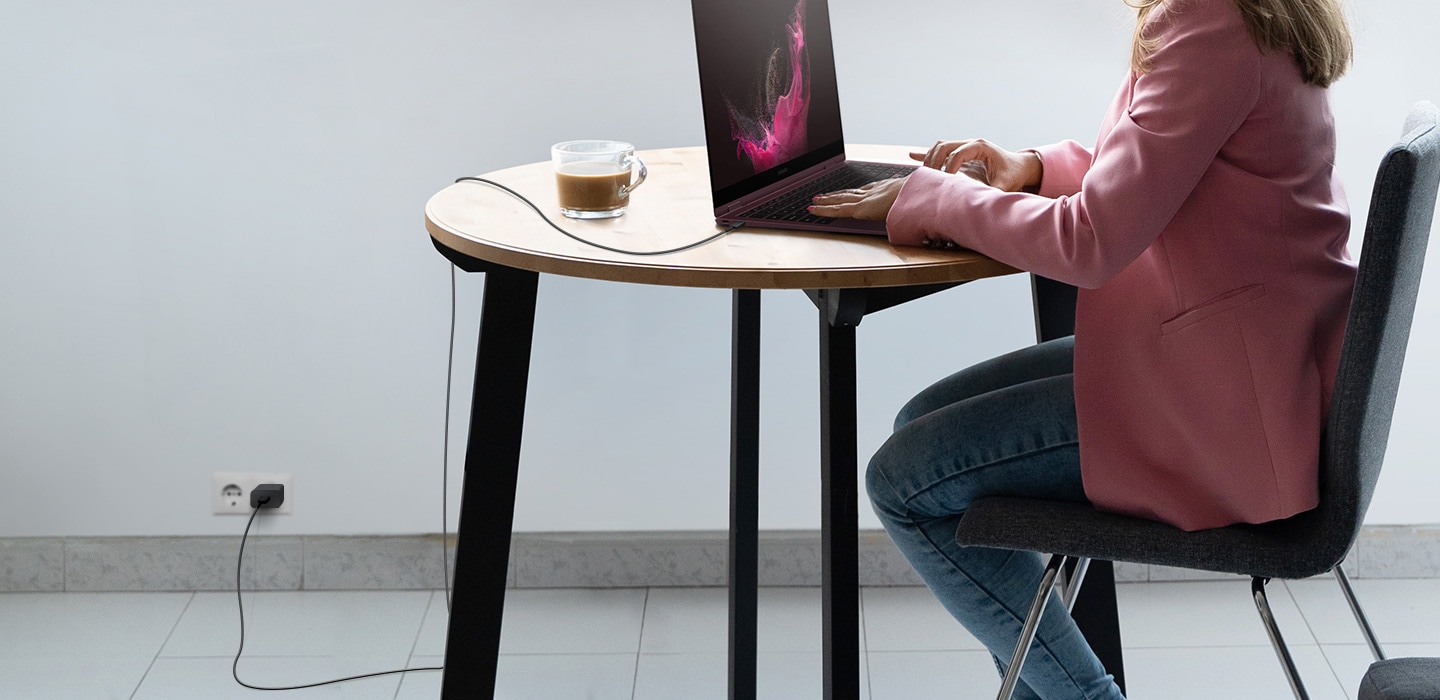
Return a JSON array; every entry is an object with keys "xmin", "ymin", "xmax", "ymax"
[{"xmin": 690, "ymin": 0, "xmax": 916, "ymax": 236}]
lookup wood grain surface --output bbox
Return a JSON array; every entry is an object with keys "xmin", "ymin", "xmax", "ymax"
[{"xmin": 425, "ymin": 145, "xmax": 1019, "ymax": 289}]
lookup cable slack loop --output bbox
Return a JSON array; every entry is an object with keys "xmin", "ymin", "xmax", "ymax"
[
  {"xmin": 233, "ymin": 506, "xmax": 443, "ymax": 690},
  {"xmin": 454, "ymin": 176, "xmax": 742, "ymax": 256}
]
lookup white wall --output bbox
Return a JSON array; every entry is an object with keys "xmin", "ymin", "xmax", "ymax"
[{"xmin": 0, "ymin": 0, "xmax": 1436, "ymax": 537}]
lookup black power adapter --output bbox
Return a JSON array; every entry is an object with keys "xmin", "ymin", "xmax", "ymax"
[{"xmin": 250, "ymin": 484, "xmax": 285, "ymax": 509}]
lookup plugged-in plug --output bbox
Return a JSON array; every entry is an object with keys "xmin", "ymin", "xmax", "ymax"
[{"xmin": 251, "ymin": 484, "xmax": 285, "ymax": 509}]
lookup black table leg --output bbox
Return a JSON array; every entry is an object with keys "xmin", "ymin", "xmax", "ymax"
[
  {"xmin": 819, "ymin": 305, "xmax": 861, "ymax": 700},
  {"xmin": 441, "ymin": 265, "xmax": 539, "ymax": 700},
  {"xmin": 1031, "ymin": 274, "xmax": 1126, "ymax": 694},
  {"xmin": 730, "ymin": 290, "xmax": 760, "ymax": 700}
]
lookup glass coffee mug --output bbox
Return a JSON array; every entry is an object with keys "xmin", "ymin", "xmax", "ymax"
[{"xmin": 551, "ymin": 140, "xmax": 647, "ymax": 219}]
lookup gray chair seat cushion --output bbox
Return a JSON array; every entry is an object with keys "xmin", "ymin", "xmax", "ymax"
[
  {"xmin": 1360, "ymin": 658, "xmax": 1440, "ymax": 700},
  {"xmin": 954, "ymin": 497, "xmax": 1341, "ymax": 580}
]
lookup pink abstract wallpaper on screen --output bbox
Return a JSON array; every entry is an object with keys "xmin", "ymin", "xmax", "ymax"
[{"xmin": 726, "ymin": 0, "xmax": 810, "ymax": 173}]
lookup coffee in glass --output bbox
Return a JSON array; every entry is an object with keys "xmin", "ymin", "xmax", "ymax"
[{"xmin": 551, "ymin": 140, "xmax": 647, "ymax": 219}]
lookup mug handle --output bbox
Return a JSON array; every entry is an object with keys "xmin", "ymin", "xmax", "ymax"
[{"xmin": 619, "ymin": 154, "xmax": 647, "ymax": 197}]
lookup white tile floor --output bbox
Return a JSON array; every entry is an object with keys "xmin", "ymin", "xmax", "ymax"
[{"xmin": 2, "ymin": 579, "xmax": 1438, "ymax": 699}]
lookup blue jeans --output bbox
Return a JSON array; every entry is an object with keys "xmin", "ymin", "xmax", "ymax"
[{"xmin": 866, "ymin": 336, "xmax": 1124, "ymax": 700}]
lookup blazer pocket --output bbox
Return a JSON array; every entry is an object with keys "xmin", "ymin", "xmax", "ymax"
[{"xmin": 1160, "ymin": 284, "xmax": 1267, "ymax": 336}]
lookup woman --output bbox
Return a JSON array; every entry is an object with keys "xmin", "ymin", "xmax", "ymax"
[{"xmin": 809, "ymin": 0, "xmax": 1357, "ymax": 697}]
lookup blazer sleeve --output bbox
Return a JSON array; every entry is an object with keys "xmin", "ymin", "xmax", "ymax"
[
  {"xmin": 885, "ymin": 0, "xmax": 1263, "ymax": 289},
  {"xmin": 1031, "ymin": 140, "xmax": 1094, "ymax": 199}
]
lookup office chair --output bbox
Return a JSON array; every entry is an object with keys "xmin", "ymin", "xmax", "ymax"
[{"xmin": 953, "ymin": 101, "xmax": 1440, "ymax": 700}]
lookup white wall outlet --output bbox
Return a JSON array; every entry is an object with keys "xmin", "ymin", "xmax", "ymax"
[{"xmin": 212, "ymin": 472, "xmax": 293, "ymax": 515}]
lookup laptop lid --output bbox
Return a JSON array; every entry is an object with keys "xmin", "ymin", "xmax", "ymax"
[{"xmin": 690, "ymin": 0, "xmax": 847, "ymax": 213}]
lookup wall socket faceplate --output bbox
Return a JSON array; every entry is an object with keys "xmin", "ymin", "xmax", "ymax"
[{"xmin": 212, "ymin": 472, "xmax": 293, "ymax": 515}]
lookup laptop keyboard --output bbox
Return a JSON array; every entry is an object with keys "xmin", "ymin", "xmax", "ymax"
[{"xmin": 739, "ymin": 162, "xmax": 917, "ymax": 224}]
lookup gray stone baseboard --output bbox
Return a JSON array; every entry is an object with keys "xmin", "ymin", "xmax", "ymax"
[{"xmin": 1, "ymin": 526, "xmax": 1436, "ymax": 593}]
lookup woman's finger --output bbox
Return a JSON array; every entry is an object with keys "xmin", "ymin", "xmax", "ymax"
[
  {"xmin": 809, "ymin": 176, "xmax": 903, "ymax": 221},
  {"xmin": 807, "ymin": 201, "xmax": 853, "ymax": 217},
  {"xmin": 938, "ymin": 141, "xmax": 996, "ymax": 174},
  {"xmin": 920, "ymin": 141, "xmax": 946, "ymax": 170},
  {"xmin": 812, "ymin": 189, "xmax": 865, "ymax": 201},
  {"xmin": 925, "ymin": 140, "xmax": 971, "ymax": 170},
  {"xmin": 920, "ymin": 140, "xmax": 947, "ymax": 169},
  {"xmin": 812, "ymin": 190, "xmax": 866, "ymax": 204},
  {"xmin": 925, "ymin": 143, "xmax": 952, "ymax": 170}
]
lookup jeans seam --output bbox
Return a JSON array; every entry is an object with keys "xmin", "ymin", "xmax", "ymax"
[{"xmin": 898, "ymin": 440, "xmax": 1079, "ymax": 516}]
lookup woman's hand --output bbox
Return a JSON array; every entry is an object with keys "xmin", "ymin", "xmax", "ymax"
[
  {"xmin": 808, "ymin": 177, "xmax": 907, "ymax": 220},
  {"xmin": 911, "ymin": 139, "xmax": 1043, "ymax": 193},
  {"xmin": 809, "ymin": 139, "xmax": 1042, "ymax": 221}
]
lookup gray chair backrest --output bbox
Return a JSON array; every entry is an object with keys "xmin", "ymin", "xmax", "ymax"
[{"xmin": 1317, "ymin": 101, "xmax": 1440, "ymax": 564}]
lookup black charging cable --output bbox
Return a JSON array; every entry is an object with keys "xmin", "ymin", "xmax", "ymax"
[
  {"xmin": 454, "ymin": 176, "xmax": 744, "ymax": 255},
  {"xmin": 233, "ymin": 498, "xmax": 443, "ymax": 691},
  {"xmin": 229, "ymin": 256, "xmax": 465, "ymax": 690},
  {"xmin": 434, "ymin": 180, "xmax": 742, "ymax": 607},
  {"xmin": 231, "ymin": 174, "xmax": 733, "ymax": 692},
  {"xmin": 441, "ymin": 264, "xmax": 456, "ymax": 613},
  {"xmin": 440, "ymin": 176, "xmax": 741, "ymax": 601}
]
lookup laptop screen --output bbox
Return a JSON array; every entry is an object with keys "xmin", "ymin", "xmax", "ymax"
[{"xmin": 691, "ymin": 0, "xmax": 846, "ymax": 209}]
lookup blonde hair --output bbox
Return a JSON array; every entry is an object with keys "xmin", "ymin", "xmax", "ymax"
[{"xmin": 1128, "ymin": 0, "xmax": 1353, "ymax": 87}]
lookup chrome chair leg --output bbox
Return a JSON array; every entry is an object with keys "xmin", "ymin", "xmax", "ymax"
[
  {"xmin": 1252, "ymin": 577, "xmax": 1310, "ymax": 700},
  {"xmin": 1332, "ymin": 565, "xmax": 1385, "ymax": 662},
  {"xmin": 997, "ymin": 554, "xmax": 1067, "ymax": 700},
  {"xmin": 1063, "ymin": 557, "xmax": 1091, "ymax": 612}
]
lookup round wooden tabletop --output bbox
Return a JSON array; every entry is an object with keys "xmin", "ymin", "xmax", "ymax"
[{"xmin": 425, "ymin": 145, "xmax": 1019, "ymax": 289}]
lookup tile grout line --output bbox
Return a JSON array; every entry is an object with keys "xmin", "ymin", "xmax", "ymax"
[
  {"xmin": 1286, "ymin": 577, "xmax": 1359, "ymax": 696},
  {"xmin": 1119, "ymin": 643, "xmax": 1336, "ymax": 651},
  {"xmin": 394, "ymin": 589, "xmax": 441, "ymax": 700},
  {"xmin": 1319, "ymin": 646, "xmax": 1361, "ymax": 700},
  {"xmin": 1277, "ymin": 578, "xmax": 1324, "ymax": 647},
  {"xmin": 630, "ymin": 587, "xmax": 651, "ymax": 700},
  {"xmin": 128, "ymin": 591, "xmax": 197, "ymax": 700},
  {"xmin": 1280, "ymin": 577, "xmax": 1354, "ymax": 696}
]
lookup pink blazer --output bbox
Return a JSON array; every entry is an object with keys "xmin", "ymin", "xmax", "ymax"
[{"xmin": 886, "ymin": 0, "xmax": 1357, "ymax": 531}]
